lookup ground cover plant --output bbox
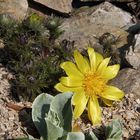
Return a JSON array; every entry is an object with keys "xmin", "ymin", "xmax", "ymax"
[
  {"xmin": 0, "ymin": 14, "xmax": 72, "ymax": 101},
  {"xmin": 17, "ymin": 92, "xmax": 123, "ymax": 140}
]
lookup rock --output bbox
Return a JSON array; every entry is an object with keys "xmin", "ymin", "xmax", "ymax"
[
  {"xmin": 125, "ymin": 34, "xmax": 140, "ymax": 69},
  {"xmin": 0, "ymin": 0, "xmax": 28, "ymax": 22},
  {"xmin": 110, "ymin": 68, "xmax": 140, "ymax": 98},
  {"xmin": 34, "ymin": 0, "xmax": 73, "ymax": 14},
  {"xmin": 28, "ymin": 7, "xmax": 48, "ymax": 18},
  {"xmin": 80, "ymin": 0, "xmax": 134, "ymax": 2},
  {"xmin": 58, "ymin": 2, "xmax": 132, "ymax": 51},
  {"xmin": 83, "ymin": 2, "xmax": 132, "ymax": 28}
]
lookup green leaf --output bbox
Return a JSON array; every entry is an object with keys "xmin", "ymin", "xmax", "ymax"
[
  {"xmin": 47, "ymin": 92, "xmax": 73, "ymax": 132},
  {"xmin": 45, "ymin": 118, "xmax": 63, "ymax": 140},
  {"xmin": 44, "ymin": 92, "xmax": 73, "ymax": 140},
  {"xmin": 85, "ymin": 131, "xmax": 98, "ymax": 140},
  {"xmin": 66, "ymin": 132, "xmax": 85, "ymax": 140},
  {"xmin": 105, "ymin": 119, "xmax": 122, "ymax": 140},
  {"xmin": 32, "ymin": 93, "xmax": 54, "ymax": 140},
  {"xmin": 14, "ymin": 138, "xmax": 31, "ymax": 140},
  {"xmin": 14, "ymin": 135, "xmax": 36, "ymax": 140}
]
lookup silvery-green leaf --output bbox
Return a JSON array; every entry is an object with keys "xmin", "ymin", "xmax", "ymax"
[
  {"xmin": 47, "ymin": 92, "xmax": 73, "ymax": 132},
  {"xmin": 106, "ymin": 119, "xmax": 122, "ymax": 140},
  {"xmin": 66, "ymin": 132, "xmax": 85, "ymax": 140},
  {"xmin": 32, "ymin": 93, "xmax": 54, "ymax": 140},
  {"xmin": 45, "ymin": 118, "xmax": 63, "ymax": 140}
]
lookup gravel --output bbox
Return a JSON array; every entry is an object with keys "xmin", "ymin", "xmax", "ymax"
[
  {"xmin": 0, "ymin": 64, "xmax": 27, "ymax": 140},
  {"xmin": 76, "ymin": 93, "xmax": 140, "ymax": 140}
]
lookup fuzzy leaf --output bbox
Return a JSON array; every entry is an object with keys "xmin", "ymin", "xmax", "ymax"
[
  {"xmin": 32, "ymin": 93, "xmax": 54, "ymax": 140},
  {"xmin": 44, "ymin": 92, "xmax": 73, "ymax": 140},
  {"xmin": 66, "ymin": 132, "xmax": 85, "ymax": 140},
  {"xmin": 45, "ymin": 118, "xmax": 63, "ymax": 140},
  {"xmin": 14, "ymin": 135, "xmax": 36, "ymax": 140},
  {"xmin": 47, "ymin": 92, "xmax": 73, "ymax": 132},
  {"xmin": 106, "ymin": 119, "xmax": 122, "ymax": 140}
]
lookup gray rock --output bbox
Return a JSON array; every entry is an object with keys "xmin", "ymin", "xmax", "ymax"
[
  {"xmin": 0, "ymin": 0, "xmax": 28, "ymax": 22},
  {"xmin": 34, "ymin": 0, "xmax": 73, "ymax": 13},
  {"xmin": 80, "ymin": 0, "xmax": 133, "ymax": 2},
  {"xmin": 84, "ymin": 2, "xmax": 132, "ymax": 28},
  {"xmin": 110, "ymin": 68, "xmax": 140, "ymax": 98},
  {"xmin": 125, "ymin": 34, "xmax": 140, "ymax": 69},
  {"xmin": 58, "ymin": 2, "xmax": 132, "ymax": 51}
]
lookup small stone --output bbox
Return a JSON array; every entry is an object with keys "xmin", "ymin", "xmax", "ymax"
[
  {"xmin": 123, "ymin": 128, "xmax": 129, "ymax": 138},
  {"xmin": 136, "ymin": 99, "xmax": 140, "ymax": 104},
  {"xmin": 103, "ymin": 110, "xmax": 108, "ymax": 115},
  {"xmin": 112, "ymin": 114, "xmax": 122, "ymax": 120},
  {"xmin": 0, "ymin": 124, "xmax": 6, "ymax": 131},
  {"xmin": 126, "ymin": 111, "xmax": 135, "ymax": 119},
  {"xmin": 118, "ymin": 109, "xmax": 125, "ymax": 113}
]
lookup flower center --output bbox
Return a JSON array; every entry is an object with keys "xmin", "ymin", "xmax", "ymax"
[{"xmin": 83, "ymin": 72, "xmax": 106, "ymax": 97}]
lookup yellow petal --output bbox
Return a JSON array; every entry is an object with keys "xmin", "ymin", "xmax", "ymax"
[
  {"xmin": 101, "ymin": 98, "xmax": 113, "ymax": 106},
  {"xmin": 88, "ymin": 47, "xmax": 96, "ymax": 71},
  {"xmin": 101, "ymin": 86, "xmax": 124, "ymax": 101},
  {"xmin": 83, "ymin": 56, "xmax": 90, "ymax": 71},
  {"xmin": 54, "ymin": 83, "xmax": 83, "ymax": 93},
  {"xmin": 72, "ymin": 91, "xmax": 85, "ymax": 105},
  {"xmin": 59, "ymin": 76, "xmax": 83, "ymax": 87},
  {"xmin": 95, "ymin": 52, "xmax": 103, "ymax": 68},
  {"xmin": 88, "ymin": 106, "xmax": 92, "ymax": 121},
  {"xmin": 73, "ymin": 95, "xmax": 88, "ymax": 119},
  {"xmin": 88, "ymin": 96, "xmax": 101, "ymax": 125},
  {"xmin": 102, "ymin": 64, "xmax": 120, "ymax": 80},
  {"xmin": 97, "ymin": 57, "xmax": 111, "ymax": 74},
  {"xmin": 74, "ymin": 50, "xmax": 90, "ymax": 73},
  {"xmin": 60, "ymin": 61, "xmax": 84, "ymax": 78}
]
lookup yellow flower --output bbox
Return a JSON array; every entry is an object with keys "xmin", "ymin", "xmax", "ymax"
[{"xmin": 55, "ymin": 47, "xmax": 124, "ymax": 125}]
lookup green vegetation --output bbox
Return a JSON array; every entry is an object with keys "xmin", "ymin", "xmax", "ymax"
[
  {"xmin": 0, "ymin": 14, "xmax": 72, "ymax": 101},
  {"xmin": 17, "ymin": 92, "xmax": 122, "ymax": 140}
]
